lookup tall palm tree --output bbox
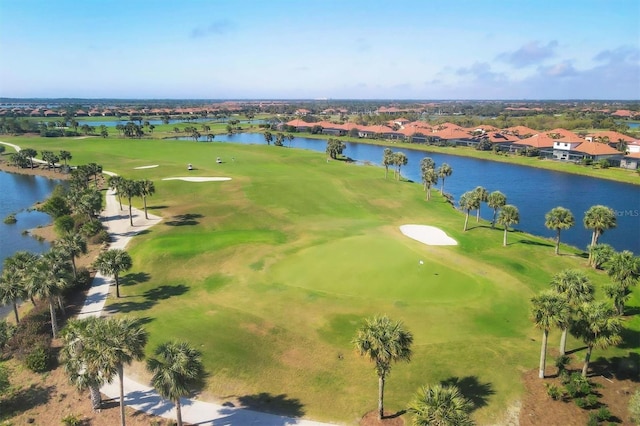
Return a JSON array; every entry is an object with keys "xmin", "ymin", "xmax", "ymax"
[
  {"xmin": 93, "ymin": 249, "xmax": 132, "ymax": 298},
  {"xmin": 408, "ymin": 384, "xmax": 475, "ymax": 426},
  {"xmin": 20, "ymin": 148, "xmax": 37, "ymax": 169},
  {"xmin": 28, "ymin": 251, "xmax": 72, "ymax": 338},
  {"xmin": 531, "ymin": 291, "xmax": 569, "ymax": 378},
  {"xmin": 550, "ymin": 269, "xmax": 594, "ymax": 355},
  {"xmin": 137, "ymin": 179, "xmax": 155, "ymax": 220},
  {"xmin": 55, "ymin": 232, "xmax": 87, "ymax": 280},
  {"xmin": 120, "ymin": 179, "xmax": 140, "ymax": 226},
  {"xmin": 473, "ymin": 186, "xmax": 488, "ymax": 222},
  {"xmin": 60, "ymin": 317, "xmax": 106, "ymax": 410},
  {"xmin": 422, "ymin": 168, "xmax": 438, "ymax": 201},
  {"xmin": 353, "ymin": 315, "xmax": 413, "ymax": 419},
  {"xmin": 382, "ymin": 148, "xmax": 394, "ymax": 179},
  {"xmin": 59, "ymin": 150, "xmax": 72, "ymax": 168},
  {"xmin": 545, "ymin": 207, "xmax": 575, "ymax": 255},
  {"xmin": 393, "ymin": 152, "xmax": 408, "ymax": 181},
  {"xmin": 95, "ymin": 317, "xmax": 148, "ymax": 426},
  {"xmin": 583, "ymin": 205, "xmax": 616, "ymax": 264},
  {"xmin": 108, "ymin": 175, "xmax": 125, "ymax": 210},
  {"xmin": 147, "ymin": 341, "xmax": 204, "ymax": 426},
  {"xmin": 487, "ymin": 191, "xmax": 506, "ymax": 229},
  {"xmin": 572, "ymin": 301, "xmax": 622, "ymax": 377},
  {"xmin": 437, "ymin": 163, "xmax": 452, "ymax": 194},
  {"xmin": 497, "ymin": 204, "xmax": 519, "ymax": 246},
  {"xmin": 459, "ymin": 191, "xmax": 479, "ymax": 232}
]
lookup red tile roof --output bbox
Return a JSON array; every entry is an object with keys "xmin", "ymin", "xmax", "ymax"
[
  {"xmin": 586, "ymin": 131, "xmax": 635, "ymax": 143},
  {"xmin": 574, "ymin": 141, "xmax": 621, "ymax": 156}
]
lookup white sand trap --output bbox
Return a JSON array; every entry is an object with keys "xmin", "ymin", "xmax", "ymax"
[
  {"xmin": 400, "ymin": 224, "xmax": 458, "ymax": 246},
  {"xmin": 134, "ymin": 165, "xmax": 159, "ymax": 169},
  {"xmin": 162, "ymin": 177, "xmax": 232, "ymax": 182}
]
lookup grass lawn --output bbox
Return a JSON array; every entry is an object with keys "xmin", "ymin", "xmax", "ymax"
[{"xmin": 3, "ymin": 135, "xmax": 639, "ymax": 424}]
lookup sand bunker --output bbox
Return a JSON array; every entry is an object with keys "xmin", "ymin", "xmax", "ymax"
[
  {"xmin": 162, "ymin": 177, "xmax": 232, "ymax": 182},
  {"xmin": 400, "ymin": 224, "xmax": 458, "ymax": 246},
  {"xmin": 134, "ymin": 165, "xmax": 159, "ymax": 169}
]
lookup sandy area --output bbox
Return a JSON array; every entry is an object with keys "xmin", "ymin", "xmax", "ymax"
[
  {"xmin": 400, "ymin": 224, "xmax": 458, "ymax": 246},
  {"xmin": 162, "ymin": 176, "xmax": 232, "ymax": 182},
  {"xmin": 133, "ymin": 164, "xmax": 159, "ymax": 169}
]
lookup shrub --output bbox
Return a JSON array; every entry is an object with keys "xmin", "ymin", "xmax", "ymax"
[
  {"xmin": 80, "ymin": 218, "xmax": 103, "ymax": 237},
  {"xmin": 90, "ymin": 229, "xmax": 110, "ymax": 245},
  {"xmin": 586, "ymin": 412, "xmax": 599, "ymax": 426},
  {"xmin": 545, "ymin": 383, "xmax": 564, "ymax": 401},
  {"xmin": 3, "ymin": 214, "xmax": 16, "ymax": 224},
  {"xmin": 61, "ymin": 413, "xmax": 83, "ymax": 426},
  {"xmin": 555, "ymin": 354, "xmax": 571, "ymax": 376},
  {"xmin": 0, "ymin": 320, "xmax": 16, "ymax": 351},
  {"xmin": 7, "ymin": 306, "xmax": 51, "ymax": 360},
  {"xmin": 575, "ymin": 397, "xmax": 586, "ymax": 408},
  {"xmin": 41, "ymin": 195, "xmax": 71, "ymax": 218},
  {"xmin": 596, "ymin": 406, "xmax": 611, "ymax": 422},
  {"xmin": 54, "ymin": 215, "xmax": 76, "ymax": 236},
  {"xmin": 25, "ymin": 344, "xmax": 51, "ymax": 373},
  {"xmin": 74, "ymin": 267, "xmax": 92, "ymax": 289}
]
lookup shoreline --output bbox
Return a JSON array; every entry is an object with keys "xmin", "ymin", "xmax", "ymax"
[{"xmin": 0, "ymin": 158, "xmax": 71, "ymax": 181}]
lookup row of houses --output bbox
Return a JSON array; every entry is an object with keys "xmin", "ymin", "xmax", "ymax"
[
  {"xmin": 0, "ymin": 103, "xmax": 244, "ymax": 118},
  {"xmin": 284, "ymin": 119, "xmax": 640, "ymax": 170}
]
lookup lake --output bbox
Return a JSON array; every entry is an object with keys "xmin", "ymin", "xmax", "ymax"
[
  {"xmin": 0, "ymin": 171, "xmax": 63, "ymax": 270},
  {"xmin": 174, "ymin": 133, "xmax": 640, "ymax": 253}
]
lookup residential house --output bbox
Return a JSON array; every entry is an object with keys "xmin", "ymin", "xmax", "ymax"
[{"xmin": 620, "ymin": 152, "xmax": 640, "ymax": 170}]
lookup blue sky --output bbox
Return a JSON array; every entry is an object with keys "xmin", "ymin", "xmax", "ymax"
[{"xmin": 0, "ymin": 0, "xmax": 638, "ymax": 100}]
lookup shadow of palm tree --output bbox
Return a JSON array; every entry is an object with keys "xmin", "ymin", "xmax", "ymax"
[
  {"xmin": 440, "ymin": 376, "xmax": 495, "ymax": 411},
  {"xmin": 0, "ymin": 384, "xmax": 54, "ymax": 416},
  {"xmin": 164, "ymin": 213, "xmax": 203, "ymax": 226},
  {"xmin": 517, "ymin": 238, "xmax": 554, "ymax": 248},
  {"xmin": 143, "ymin": 284, "xmax": 189, "ymax": 300},
  {"xmin": 236, "ymin": 392, "xmax": 305, "ymax": 418},
  {"xmin": 120, "ymin": 272, "xmax": 151, "ymax": 287},
  {"xmin": 104, "ymin": 300, "xmax": 156, "ymax": 314},
  {"xmin": 590, "ymin": 352, "xmax": 639, "ymax": 382}
]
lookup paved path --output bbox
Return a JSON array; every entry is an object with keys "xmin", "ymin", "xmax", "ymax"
[{"xmin": 85, "ymin": 173, "xmax": 334, "ymax": 425}]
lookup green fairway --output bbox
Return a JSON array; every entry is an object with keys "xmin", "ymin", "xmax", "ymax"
[{"xmin": 3, "ymin": 135, "xmax": 638, "ymax": 424}]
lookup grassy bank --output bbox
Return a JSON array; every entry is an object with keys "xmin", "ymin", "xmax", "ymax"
[{"xmin": 2, "ymin": 135, "xmax": 638, "ymax": 424}]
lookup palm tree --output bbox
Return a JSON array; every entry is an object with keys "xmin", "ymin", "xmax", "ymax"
[
  {"xmin": 353, "ymin": 315, "xmax": 413, "ymax": 419},
  {"xmin": 422, "ymin": 168, "xmax": 438, "ymax": 201},
  {"xmin": 544, "ymin": 207, "xmax": 575, "ymax": 255},
  {"xmin": 589, "ymin": 243, "xmax": 615, "ymax": 270},
  {"xmin": 28, "ymin": 251, "xmax": 72, "ymax": 338},
  {"xmin": 473, "ymin": 186, "xmax": 488, "ymax": 222},
  {"xmin": 437, "ymin": 163, "xmax": 452, "ymax": 194},
  {"xmin": 3, "ymin": 251, "xmax": 38, "ymax": 306},
  {"xmin": 20, "ymin": 148, "xmax": 37, "ymax": 169},
  {"xmin": 583, "ymin": 205, "xmax": 616, "ymax": 264},
  {"xmin": 604, "ymin": 250, "xmax": 639, "ymax": 315},
  {"xmin": 93, "ymin": 249, "xmax": 132, "ymax": 298},
  {"xmin": 408, "ymin": 384, "xmax": 475, "ymax": 426},
  {"xmin": 147, "ymin": 341, "xmax": 204, "ymax": 426},
  {"xmin": 487, "ymin": 191, "xmax": 506, "ymax": 228},
  {"xmin": 60, "ymin": 317, "xmax": 106, "ymax": 410},
  {"xmin": 382, "ymin": 148, "xmax": 394, "ymax": 179},
  {"xmin": 96, "ymin": 317, "xmax": 148, "ymax": 426},
  {"xmin": 0, "ymin": 268, "xmax": 27, "ymax": 324},
  {"xmin": 120, "ymin": 179, "xmax": 140, "ymax": 226},
  {"xmin": 550, "ymin": 269, "xmax": 594, "ymax": 355},
  {"xmin": 59, "ymin": 150, "xmax": 72, "ymax": 169},
  {"xmin": 55, "ymin": 232, "xmax": 87, "ymax": 280},
  {"xmin": 459, "ymin": 191, "xmax": 479, "ymax": 232},
  {"xmin": 263, "ymin": 131, "xmax": 273, "ymax": 145},
  {"xmin": 497, "ymin": 204, "xmax": 519, "ymax": 246},
  {"xmin": 531, "ymin": 291, "xmax": 569, "ymax": 378},
  {"xmin": 572, "ymin": 301, "xmax": 622, "ymax": 377},
  {"xmin": 137, "ymin": 179, "xmax": 155, "ymax": 220},
  {"xmin": 393, "ymin": 152, "xmax": 408, "ymax": 181},
  {"xmin": 286, "ymin": 133, "xmax": 295, "ymax": 147},
  {"xmin": 108, "ymin": 175, "xmax": 125, "ymax": 210}
]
